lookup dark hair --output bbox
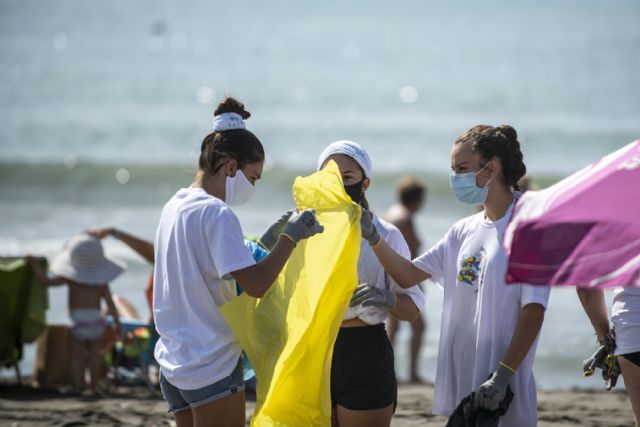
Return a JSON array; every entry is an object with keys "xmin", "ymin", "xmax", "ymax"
[
  {"xmin": 396, "ymin": 176, "xmax": 426, "ymax": 207},
  {"xmin": 454, "ymin": 124, "xmax": 526, "ymax": 191},
  {"xmin": 199, "ymin": 97, "xmax": 265, "ymax": 175}
]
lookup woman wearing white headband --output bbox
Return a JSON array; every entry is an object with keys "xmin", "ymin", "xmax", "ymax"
[
  {"xmin": 153, "ymin": 97, "xmax": 323, "ymax": 427},
  {"xmin": 317, "ymin": 140, "xmax": 425, "ymax": 427}
]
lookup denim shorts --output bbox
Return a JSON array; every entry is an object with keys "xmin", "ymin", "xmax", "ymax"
[{"xmin": 159, "ymin": 360, "xmax": 245, "ymax": 413}]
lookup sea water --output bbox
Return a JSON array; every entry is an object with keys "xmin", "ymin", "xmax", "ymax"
[{"xmin": 1, "ymin": 0, "xmax": 639, "ymax": 389}]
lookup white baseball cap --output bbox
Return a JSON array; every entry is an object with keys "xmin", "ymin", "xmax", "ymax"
[{"xmin": 317, "ymin": 140, "xmax": 372, "ymax": 178}]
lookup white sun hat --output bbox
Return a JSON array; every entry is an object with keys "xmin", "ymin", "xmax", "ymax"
[
  {"xmin": 317, "ymin": 140, "xmax": 373, "ymax": 178},
  {"xmin": 50, "ymin": 234, "xmax": 126, "ymax": 285}
]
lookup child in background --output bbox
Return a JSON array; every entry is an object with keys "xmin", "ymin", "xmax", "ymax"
[{"xmin": 26, "ymin": 234, "xmax": 124, "ymax": 394}]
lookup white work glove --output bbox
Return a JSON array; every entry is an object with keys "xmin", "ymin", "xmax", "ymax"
[
  {"xmin": 281, "ymin": 209, "xmax": 324, "ymax": 244},
  {"xmin": 360, "ymin": 208, "xmax": 381, "ymax": 246},
  {"xmin": 349, "ymin": 283, "xmax": 397, "ymax": 311},
  {"xmin": 473, "ymin": 363, "xmax": 515, "ymax": 411}
]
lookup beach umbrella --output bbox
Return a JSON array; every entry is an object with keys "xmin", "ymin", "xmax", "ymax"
[{"xmin": 504, "ymin": 140, "xmax": 640, "ymax": 288}]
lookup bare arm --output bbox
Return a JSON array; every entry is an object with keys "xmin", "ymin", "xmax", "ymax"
[
  {"xmin": 87, "ymin": 227, "xmax": 154, "ymax": 264},
  {"xmin": 230, "ymin": 236, "xmax": 296, "ymax": 298},
  {"xmin": 103, "ymin": 286, "xmax": 121, "ymax": 331},
  {"xmin": 576, "ymin": 288, "xmax": 610, "ymax": 340},
  {"xmin": 390, "ymin": 294, "xmax": 421, "ymax": 321},
  {"xmin": 501, "ymin": 303, "xmax": 545, "ymax": 371},
  {"xmin": 25, "ymin": 256, "xmax": 66, "ymax": 287},
  {"xmin": 371, "ymin": 239, "xmax": 430, "ymax": 288}
]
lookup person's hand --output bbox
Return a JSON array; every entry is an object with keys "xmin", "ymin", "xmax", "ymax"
[
  {"xmin": 586, "ymin": 330, "xmax": 620, "ymax": 390},
  {"xmin": 258, "ymin": 210, "xmax": 294, "ymax": 250},
  {"xmin": 24, "ymin": 255, "xmax": 41, "ymax": 270},
  {"xmin": 360, "ymin": 208, "xmax": 381, "ymax": 247},
  {"xmin": 86, "ymin": 227, "xmax": 115, "ymax": 239},
  {"xmin": 598, "ymin": 330, "xmax": 616, "ymax": 354},
  {"xmin": 473, "ymin": 363, "xmax": 515, "ymax": 411},
  {"xmin": 281, "ymin": 209, "xmax": 324, "ymax": 244},
  {"xmin": 349, "ymin": 283, "xmax": 396, "ymax": 310}
]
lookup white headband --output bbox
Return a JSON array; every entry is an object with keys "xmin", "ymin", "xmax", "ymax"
[
  {"xmin": 212, "ymin": 112, "xmax": 246, "ymax": 132},
  {"xmin": 317, "ymin": 140, "xmax": 373, "ymax": 178}
]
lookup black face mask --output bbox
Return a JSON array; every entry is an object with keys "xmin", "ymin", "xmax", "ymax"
[{"xmin": 344, "ymin": 179, "xmax": 365, "ymax": 204}]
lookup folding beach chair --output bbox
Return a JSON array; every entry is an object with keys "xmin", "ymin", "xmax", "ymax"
[{"xmin": 0, "ymin": 257, "xmax": 48, "ymax": 384}]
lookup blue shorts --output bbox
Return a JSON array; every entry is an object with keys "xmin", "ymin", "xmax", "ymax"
[{"xmin": 159, "ymin": 360, "xmax": 245, "ymax": 413}]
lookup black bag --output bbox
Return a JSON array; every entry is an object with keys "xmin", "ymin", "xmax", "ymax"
[{"xmin": 445, "ymin": 386, "xmax": 513, "ymax": 427}]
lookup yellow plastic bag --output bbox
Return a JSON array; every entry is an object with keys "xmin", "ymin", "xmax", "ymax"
[{"xmin": 221, "ymin": 161, "xmax": 361, "ymax": 426}]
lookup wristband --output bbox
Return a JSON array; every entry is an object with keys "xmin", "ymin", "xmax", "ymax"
[
  {"xmin": 499, "ymin": 361, "xmax": 516, "ymax": 375},
  {"xmin": 280, "ymin": 233, "xmax": 297, "ymax": 246}
]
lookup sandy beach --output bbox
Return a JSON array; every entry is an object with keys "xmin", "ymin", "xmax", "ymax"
[{"xmin": 0, "ymin": 381, "xmax": 634, "ymax": 426}]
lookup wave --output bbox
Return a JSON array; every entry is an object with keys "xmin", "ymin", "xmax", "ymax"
[{"xmin": 0, "ymin": 160, "xmax": 566, "ymax": 201}]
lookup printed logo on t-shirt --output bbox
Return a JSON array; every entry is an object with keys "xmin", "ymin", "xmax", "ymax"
[{"xmin": 457, "ymin": 256, "xmax": 481, "ymax": 286}]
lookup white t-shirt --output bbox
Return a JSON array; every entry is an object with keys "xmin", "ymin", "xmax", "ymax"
[
  {"xmin": 612, "ymin": 287, "xmax": 640, "ymax": 355},
  {"xmin": 344, "ymin": 215, "xmax": 425, "ymax": 325},
  {"xmin": 153, "ymin": 187, "xmax": 256, "ymax": 390},
  {"xmin": 413, "ymin": 201, "xmax": 550, "ymax": 427}
]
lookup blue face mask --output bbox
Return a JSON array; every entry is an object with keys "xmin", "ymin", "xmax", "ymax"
[{"xmin": 449, "ymin": 164, "xmax": 492, "ymax": 205}]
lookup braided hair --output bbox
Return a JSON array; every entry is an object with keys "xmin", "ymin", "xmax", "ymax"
[{"xmin": 455, "ymin": 124, "xmax": 526, "ymax": 191}]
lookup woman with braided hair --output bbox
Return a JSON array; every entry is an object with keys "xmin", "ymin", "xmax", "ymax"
[{"xmin": 359, "ymin": 125, "xmax": 550, "ymax": 426}]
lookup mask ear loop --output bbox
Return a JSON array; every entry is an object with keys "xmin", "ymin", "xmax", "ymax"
[
  {"xmin": 213, "ymin": 158, "xmax": 239, "ymax": 177},
  {"xmin": 476, "ymin": 161, "xmax": 494, "ymax": 189}
]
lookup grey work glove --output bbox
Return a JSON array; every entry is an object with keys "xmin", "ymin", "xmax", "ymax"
[
  {"xmin": 473, "ymin": 363, "xmax": 515, "ymax": 411},
  {"xmin": 349, "ymin": 283, "xmax": 397, "ymax": 311},
  {"xmin": 258, "ymin": 209, "xmax": 294, "ymax": 250},
  {"xmin": 583, "ymin": 330, "xmax": 620, "ymax": 390},
  {"xmin": 281, "ymin": 209, "xmax": 324, "ymax": 244},
  {"xmin": 360, "ymin": 208, "xmax": 381, "ymax": 247}
]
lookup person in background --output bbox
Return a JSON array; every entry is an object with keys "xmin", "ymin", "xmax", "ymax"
[
  {"xmin": 86, "ymin": 227, "xmax": 154, "ymax": 322},
  {"xmin": 359, "ymin": 125, "xmax": 550, "ymax": 427},
  {"xmin": 315, "ymin": 141, "xmax": 425, "ymax": 427},
  {"xmin": 384, "ymin": 176, "xmax": 428, "ymax": 384},
  {"xmin": 26, "ymin": 234, "xmax": 124, "ymax": 395},
  {"xmin": 577, "ymin": 288, "xmax": 640, "ymax": 426},
  {"xmin": 153, "ymin": 96, "xmax": 323, "ymax": 427}
]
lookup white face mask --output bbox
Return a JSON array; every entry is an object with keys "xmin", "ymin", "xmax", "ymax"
[{"xmin": 225, "ymin": 169, "xmax": 255, "ymax": 206}]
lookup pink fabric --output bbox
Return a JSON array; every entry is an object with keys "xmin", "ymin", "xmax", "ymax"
[{"xmin": 504, "ymin": 140, "xmax": 640, "ymax": 288}]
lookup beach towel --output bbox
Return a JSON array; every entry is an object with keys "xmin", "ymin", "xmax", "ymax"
[
  {"xmin": 445, "ymin": 387, "xmax": 514, "ymax": 427},
  {"xmin": 221, "ymin": 160, "xmax": 361, "ymax": 426}
]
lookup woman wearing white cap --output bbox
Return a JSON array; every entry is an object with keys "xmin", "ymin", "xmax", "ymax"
[
  {"xmin": 316, "ymin": 140, "xmax": 425, "ymax": 427},
  {"xmin": 359, "ymin": 125, "xmax": 549, "ymax": 427},
  {"xmin": 26, "ymin": 233, "xmax": 125, "ymax": 394},
  {"xmin": 153, "ymin": 97, "xmax": 323, "ymax": 427}
]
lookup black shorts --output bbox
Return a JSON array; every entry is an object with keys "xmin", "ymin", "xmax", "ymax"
[
  {"xmin": 331, "ymin": 323, "xmax": 397, "ymax": 411},
  {"xmin": 621, "ymin": 351, "xmax": 640, "ymax": 368}
]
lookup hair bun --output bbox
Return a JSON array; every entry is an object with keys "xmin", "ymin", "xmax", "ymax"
[
  {"xmin": 214, "ymin": 96, "xmax": 251, "ymax": 120},
  {"xmin": 497, "ymin": 125, "xmax": 517, "ymax": 141}
]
